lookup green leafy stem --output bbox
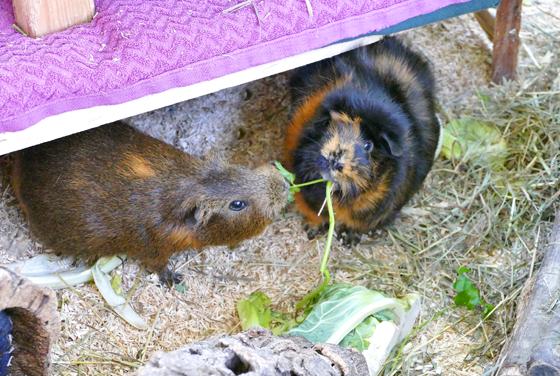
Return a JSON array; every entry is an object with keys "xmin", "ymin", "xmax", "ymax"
[
  {"xmin": 274, "ymin": 161, "xmax": 326, "ymax": 201},
  {"xmin": 274, "ymin": 161, "xmax": 335, "ymax": 314}
]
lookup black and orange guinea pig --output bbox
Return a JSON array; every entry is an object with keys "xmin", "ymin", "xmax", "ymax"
[
  {"xmin": 11, "ymin": 122, "xmax": 289, "ymax": 283},
  {"xmin": 284, "ymin": 36, "xmax": 439, "ymax": 238}
]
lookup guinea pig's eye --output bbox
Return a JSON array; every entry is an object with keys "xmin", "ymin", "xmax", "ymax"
[
  {"xmin": 364, "ymin": 141, "xmax": 374, "ymax": 153},
  {"xmin": 229, "ymin": 200, "xmax": 247, "ymax": 211}
]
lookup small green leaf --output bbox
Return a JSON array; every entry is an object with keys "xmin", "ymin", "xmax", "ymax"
[
  {"xmin": 482, "ymin": 303, "xmax": 495, "ymax": 319},
  {"xmin": 452, "ymin": 266, "xmax": 493, "ymax": 317},
  {"xmin": 174, "ymin": 283, "xmax": 187, "ymax": 294},
  {"xmin": 453, "ymin": 273, "xmax": 473, "ymax": 292},
  {"xmin": 453, "ymin": 268, "xmax": 482, "ymax": 310},
  {"xmin": 295, "ymin": 278, "xmax": 329, "ymax": 316},
  {"xmin": 270, "ymin": 311, "xmax": 298, "ymax": 335},
  {"xmin": 339, "ymin": 316, "xmax": 379, "ymax": 351},
  {"xmin": 236, "ymin": 291, "xmax": 272, "ymax": 330},
  {"xmin": 454, "ymin": 287, "xmax": 481, "ymax": 310},
  {"xmin": 441, "ymin": 118, "xmax": 507, "ymax": 169},
  {"xmin": 93, "ymin": 258, "xmax": 147, "ymax": 329},
  {"xmin": 274, "ymin": 162, "xmax": 326, "ymax": 204},
  {"xmin": 110, "ymin": 274, "xmax": 123, "ymax": 296},
  {"xmin": 274, "ymin": 161, "xmax": 296, "ymax": 184},
  {"xmin": 287, "ymin": 191, "xmax": 295, "ymax": 203}
]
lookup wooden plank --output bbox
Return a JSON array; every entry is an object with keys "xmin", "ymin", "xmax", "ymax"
[
  {"xmin": 12, "ymin": 0, "xmax": 95, "ymax": 38},
  {"xmin": 496, "ymin": 211, "xmax": 560, "ymax": 375},
  {"xmin": 491, "ymin": 0, "xmax": 523, "ymax": 83}
]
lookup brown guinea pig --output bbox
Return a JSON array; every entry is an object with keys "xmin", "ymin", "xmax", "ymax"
[
  {"xmin": 11, "ymin": 122, "xmax": 289, "ymax": 282},
  {"xmin": 284, "ymin": 37, "xmax": 439, "ymax": 238}
]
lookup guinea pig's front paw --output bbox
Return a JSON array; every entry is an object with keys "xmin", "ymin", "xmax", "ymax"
[
  {"xmin": 337, "ymin": 226, "xmax": 363, "ymax": 247},
  {"xmin": 304, "ymin": 223, "xmax": 329, "ymax": 240},
  {"xmin": 158, "ymin": 267, "xmax": 184, "ymax": 287}
]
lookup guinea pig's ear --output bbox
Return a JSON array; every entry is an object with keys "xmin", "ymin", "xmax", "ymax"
[
  {"xmin": 329, "ymin": 110, "xmax": 355, "ymax": 124},
  {"xmin": 183, "ymin": 201, "xmax": 214, "ymax": 229},
  {"xmin": 380, "ymin": 132, "xmax": 404, "ymax": 157},
  {"xmin": 329, "ymin": 110, "xmax": 345, "ymax": 122},
  {"xmin": 194, "ymin": 203, "xmax": 214, "ymax": 226},
  {"xmin": 182, "ymin": 204, "xmax": 198, "ymax": 228},
  {"xmin": 329, "ymin": 110, "xmax": 360, "ymax": 127}
]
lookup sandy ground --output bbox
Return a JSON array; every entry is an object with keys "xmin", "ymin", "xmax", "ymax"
[{"xmin": 1, "ymin": 2, "xmax": 559, "ymax": 375}]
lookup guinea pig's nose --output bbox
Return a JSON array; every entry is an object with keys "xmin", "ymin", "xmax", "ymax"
[
  {"xmin": 335, "ymin": 162, "xmax": 344, "ymax": 172},
  {"xmin": 329, "ymin": 159, "xmax": 344, "ymax": 172}
]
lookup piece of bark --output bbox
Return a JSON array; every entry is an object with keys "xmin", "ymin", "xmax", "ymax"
[
  {"xmin": 474, "ymin": 10, "xmax": 496, "ymax": 41},
  {"xmin": 0, "ymin": 267, "xmax": 60, "ymax": 376},
  {"xmin": 491, "ymin": 0, "xmax": 523, "ymax": 83},
  {"xmin": 137, "ymin": 328, "xmax": 369, "ymax": 376},
  {"xmin": 496, "ymin": 210, "xmax": 560, "ymax": 376},
  {"xmin": 12, "ymin": 0, "xmax": 95, "ymax": 38}
]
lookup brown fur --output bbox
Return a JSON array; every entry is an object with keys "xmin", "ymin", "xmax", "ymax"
[
  {"xmin": 333, "ymin": 172, "xmax": 391, "ymax": 231},
  {"xmin": 118, "ymin": 153, "xmax": 157, "ymax": 179},
  {"xmin": 284, "ymin": 87, "xmax": 331, "ymax": 169},
  {"xmin": 10, "ymin": 154, "xmax": 26, "ymax": 216},
  {"xmin": 294, "ymin": 192, "xmax": 324, "ymax": 226},
  {"xmin": 10, "ymin": 122, "xmax": 289, "ymax": 273}
]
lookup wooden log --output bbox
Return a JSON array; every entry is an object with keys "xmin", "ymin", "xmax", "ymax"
[
  {"xmin": 0, "ymin": 267, "xmax": 60, "ymax": 376},
  {"xmin": 137, "ymin": 328, "xmax": 369, "ymax": 376},
  {"xmin": 12, "ymin": 0, "xmax": 95, "ymax": 38},
  {"xmin": 474, "ymin": 10, "xmax": 496, "ymax": 41},
  {"xmin": 496, "ymin": 210, "xmax": 560, "ymax": 375},
  {"xmin": 491, "ymin": 0, "xmax": 523, "ymax": 83}
]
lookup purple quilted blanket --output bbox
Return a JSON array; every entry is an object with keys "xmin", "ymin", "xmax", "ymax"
[{"xmin": 0, "ymin": 0, "xmax": 468, "ymax": 133}]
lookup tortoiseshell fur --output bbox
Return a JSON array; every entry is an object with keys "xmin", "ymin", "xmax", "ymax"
[{"xmin": 284, "ymin": 37, "xmax": 439, "ymax": 233}]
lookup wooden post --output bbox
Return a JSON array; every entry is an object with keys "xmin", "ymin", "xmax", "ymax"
[
  {"xmin": 12, "ymin": 0, "xmax": 95, "ymax": 38},
  {"xmin": 0, "ymin": 267, "xmax": 60, "ymax": 376},
  {"xmin": 474, "ymin": 10, "xmax": 495, "ymax": 41},
  {"xmin": 491, "ymin": 0, "xmax": 523, "ymax": 83},
  {"xmin": 496, "ymin": 211, "xmax": 560, "ymax": 375}
]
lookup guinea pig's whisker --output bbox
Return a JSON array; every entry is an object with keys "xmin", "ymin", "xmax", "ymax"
[{"xmin": 317, "ymin": 186, "xmax": 334, "ymax": 216}]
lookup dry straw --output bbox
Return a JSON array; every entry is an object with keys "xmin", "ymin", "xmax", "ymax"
[{"xmin": 0, "ymin": 2, "xmax": 557, "ymax": 375}]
